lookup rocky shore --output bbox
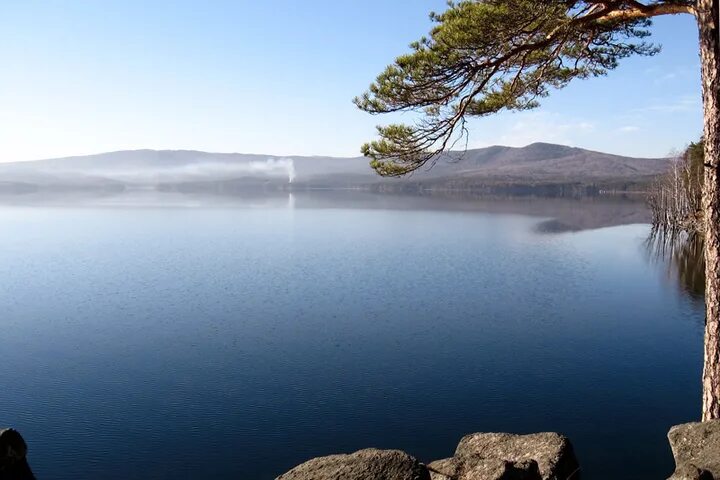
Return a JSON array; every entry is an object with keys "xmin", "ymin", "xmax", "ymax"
[
  {"xmin": 3, "ymin": 421, "xmax": 720, "ymax": 479},
  {"xmin": 277, "ymin": 421, "xmax": 720, "ymax": 480},
  {"xmin": 277, "ymin": 432, "xmax": 579, "ymax": 480}
]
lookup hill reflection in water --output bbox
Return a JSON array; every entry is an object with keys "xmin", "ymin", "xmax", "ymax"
[{"xmin": 0, "ymin": 189, "xmax": 651, "ymax": 233}]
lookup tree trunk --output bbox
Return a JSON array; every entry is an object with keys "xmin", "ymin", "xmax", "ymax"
[{"xmin": 698, "ymin": 0, "xmax": 720, "ymax": 421}]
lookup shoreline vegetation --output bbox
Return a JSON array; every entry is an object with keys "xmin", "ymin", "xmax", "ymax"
[
  {"xmin": 648, "ymin": 141, "xmax": 706, "ymax": 236},
  {"xmin": 646, "ymin": 141, "xmax": 707, "ymax": 298}
]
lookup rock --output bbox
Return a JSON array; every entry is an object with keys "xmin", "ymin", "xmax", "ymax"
[
  {"xmin": 668, "ymin": 420, "xmax": 720, "ymax": 480},
  {"xmin": 454, "ymin": 433, "xmax": 580, "ymax": 480},
  {"xmin": 669, "ymin": 464, "xmax": 714, "ymax": 480},
  {"xmin": 427, "ymin": 458, "xmax": 459, "ymax": 479},
  {"xmin": 461, "ymin": 459, "xmax": 541, "ymax": 480},
  {"xmin": 0, "ymin": 429, "xmax": 35, "ymax": 480},
  {"xmin": 277, "ymin": 432, "xmax": 580, "ymax": 480},
  {"xmin": 428, "ymin": 456, "xmax": 542, "ymax": 480},
  {"xmin": 276, "ymin": 448, "xmax": 430, "ymax": 480}
]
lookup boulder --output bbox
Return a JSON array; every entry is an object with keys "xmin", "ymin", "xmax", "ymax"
[
  {"xmin": 461, "ymin": 459, "xmax": 541, "ymax": 480},
  {"xmin": 668, "ymin": 420, "xmax": 720, "ymax": 480},
  {"xmin": 0, "ymin": 429, "xmax": 35, "ymax": 480},
  {"xmin": 276, "ymin": 448, "xmax": 430, "ymax": 480},
  {"xmin": 277, "ymin": 432, "xmax": 579, "ymax": 480},
  {"xmin": 669, "ymin": 464, "xmax": 714, "ymax": 480},
  {"xmin": 428, "ymin": 455, "xmax": 542, "ymax": 480},
  {"xmin": 427, "ymin": 458, "xmax": 459, "ymax": 480},
  {"xmin": 453, "ymin": 433, "xmax": 580, "ymax": 480}
]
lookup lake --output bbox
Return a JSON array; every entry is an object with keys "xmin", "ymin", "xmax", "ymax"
[{"xmin": 0, "ymin": 192, "xmax": 705, "ymax": 479}]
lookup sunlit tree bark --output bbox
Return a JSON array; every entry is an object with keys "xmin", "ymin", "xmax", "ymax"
[{"xmin": 697, "ymin": 0, "xmax": 720, "ymax": 421}]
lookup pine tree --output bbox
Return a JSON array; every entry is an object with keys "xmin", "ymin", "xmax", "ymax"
[{"xmin": 356, "ymin": 0, "xmax": 720, "ymax": 421}]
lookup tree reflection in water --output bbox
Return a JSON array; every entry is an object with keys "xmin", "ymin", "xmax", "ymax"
[{"xmin": 646, "ymin": 229, "xmax": 706, "ymax": 303}]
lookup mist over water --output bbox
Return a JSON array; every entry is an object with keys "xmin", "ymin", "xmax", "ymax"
[{"xmin": 71, "ymin": 157, "xmax": 298, "ymax": 184}]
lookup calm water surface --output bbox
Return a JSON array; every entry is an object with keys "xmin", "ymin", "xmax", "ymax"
[{"xmin": 0, "ymin": 196, "xmax": 704, "ymax": 479}]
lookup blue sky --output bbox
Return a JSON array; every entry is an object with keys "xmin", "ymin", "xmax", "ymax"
[{"xmin": 0, "ymin": 1, "xmax": 703, "ymax": 162}]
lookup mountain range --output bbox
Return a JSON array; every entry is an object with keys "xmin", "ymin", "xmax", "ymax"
[{"xmin": 0, "ymin": 142, "xmax": 671, "ymax": 196}]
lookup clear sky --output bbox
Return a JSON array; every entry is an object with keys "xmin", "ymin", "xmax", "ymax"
[{"xmin": 0, "ymin": 1, "xmax": 704, "ymax": 162}]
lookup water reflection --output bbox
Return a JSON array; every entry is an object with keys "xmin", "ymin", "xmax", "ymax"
[
  {"xmin": 646, "ymin": 229, "xmax": 705, "ymax": 302},
  {"xmin": 0, "ymin": 189, "xmax": 650, "ymax": 232},
  {"xmin": 0, "ymin": 193, "xmax": 703, "ymax": 480}
]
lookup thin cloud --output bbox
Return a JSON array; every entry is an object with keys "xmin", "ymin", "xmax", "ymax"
[
  {"xmin": 493, "ymin": 113, "xmax": 595, "ymax": 147},
  {"xmin": 633, "ymin": 95, "xmax": 700, "ymax": 114},
  {"xmin": 647, "ymin": 66, "xmax": 699, "ymax": 85}
]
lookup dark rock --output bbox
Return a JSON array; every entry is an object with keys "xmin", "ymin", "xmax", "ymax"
[
  {"xmin": 668, "ymin": 420, "xmax": 720, "ymax": 480},
  {"xmin": 0, "ymin": 429, "xmax": 35, "ymax": 480},
  {"xmin": 501, "ymin": 460, "xmax": 542, "ymax": 480},
  {"xmin": 454, "ymin": 433, "xmax": 580, "ymax": 480},
  {"xmin": 276, "ymin": 448, "xmax": 430, "ymax": 480}
]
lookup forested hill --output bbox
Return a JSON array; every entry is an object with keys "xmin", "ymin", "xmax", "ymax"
[{"xmin": 0, "ymin": 142, "xmax": 670, "ymax": 196}]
